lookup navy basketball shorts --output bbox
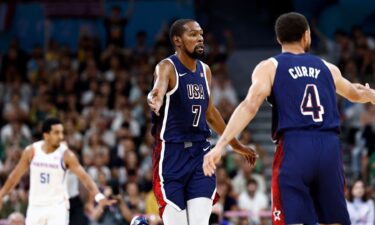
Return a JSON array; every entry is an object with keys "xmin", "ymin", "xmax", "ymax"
[
  {"xmin": 271, "ymin": 131, "xmax": 350, "ymax": 225},
  {"xmin": 152, "ymin": 139, "xmax": 217, "ymax": 217}
]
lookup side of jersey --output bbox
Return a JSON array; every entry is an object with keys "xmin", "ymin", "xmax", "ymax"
[
  {"xmin": 151, "ymin": 54, "xmax": 211, "ymax": 142},
  {"xmin": 268, "ymin": 53, "xmax": 340, "ymax": 142},
  {"xmin": 29, "ymin": 141, "xmax": 69, "ymax": 206}
]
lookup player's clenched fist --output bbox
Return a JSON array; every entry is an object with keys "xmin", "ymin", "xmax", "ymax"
[{"xmin": 232, "ymin": 144, "xmax": 258, "ymax": 167}]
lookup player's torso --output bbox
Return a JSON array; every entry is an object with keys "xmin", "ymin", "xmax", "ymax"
[
  {"xmin": 153, "ymin": 55, "xmax": 211, "ymax": 142},
  {"xmin": 29, "ymin": 141, "xmax": 68, "ymax": 206},
  {"xmin": 268, "ymin": 53, "xmax": 340, "ymax": 141}
]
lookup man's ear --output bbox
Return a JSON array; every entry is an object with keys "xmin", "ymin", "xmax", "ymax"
[
  {"xmin": 303, "ymin": 30, "xmax": 309, "ymax": 44},
  {"xmin": 276, "ymin": 37, "xmax": 282, "ymax": 45},
  {"xmin": 174, "ymin": 36, "xmax": 182, "ymax": 47}
]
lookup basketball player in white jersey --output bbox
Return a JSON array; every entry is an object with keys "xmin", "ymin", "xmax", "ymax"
[{"xmin": 0, "ymin": 118, "xmax": 115, "ymax": 225}]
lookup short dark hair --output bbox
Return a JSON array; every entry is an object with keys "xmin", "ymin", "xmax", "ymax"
[
  {"xmin": 169, "ymin": 19, "xmax": 195, "ymax": 46},
  {"xmin": 42, "ymin": 118, "xmax": 62, "ymax": 134},
  {"xmin": 275, "ymin": 12, "xmax": 309, "ymax": 43},
  {"xmin": 246, "ymin": 178, "xmax": 258, "ymax": 186}
]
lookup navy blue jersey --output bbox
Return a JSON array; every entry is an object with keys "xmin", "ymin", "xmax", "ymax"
[
  {"xmin": 268, "ymin": 53, "xmax": 340, "ymax": 142},
  {"xmin": 152, "ymin": 54, "xmax": 211, "ymax": 142}
]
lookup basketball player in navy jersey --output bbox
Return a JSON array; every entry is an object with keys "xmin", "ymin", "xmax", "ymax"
[
  {"xmin": 203, "ymin": 12, "xmax": 375, "ymax": 225},
  {"xmin": 147, "ymin": 19, "xmax": 257, "ymax": 225}
]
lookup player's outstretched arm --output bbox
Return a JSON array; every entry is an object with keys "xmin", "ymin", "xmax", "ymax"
[
  {"xmin": 0, "ymin": 146, "xmax": 33, "ymax": 206},
  {"xmin": 64, "ymin": 150, "xmax": 116, "ymax": 207},
  {"xmin": 328, "ymin": 62, "xmax": 375, "ymax": 103},
  {"xmin": 203, "ymin": 60, "xmax": 275, "ymax": 176},
  {"xmin": 147, "ymin": 60, "xmax": 174, "ymax": 116}
]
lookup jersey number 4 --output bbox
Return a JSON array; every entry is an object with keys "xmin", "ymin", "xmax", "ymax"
[{"xmin": 300, "ymin": 84, "xmax": 324, "ymax": 122}]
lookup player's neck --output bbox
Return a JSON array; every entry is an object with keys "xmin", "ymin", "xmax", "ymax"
[
  {"xmin": 42, "ymin": 142, "xmax": 57, "ymax": 154},
  {"xmin": 175, "ymin": 52, "xmax": 197, "ymax": 72},
  {"xmin": 281, "ymin": 43, "xmax": 305, "ymax": 54}
]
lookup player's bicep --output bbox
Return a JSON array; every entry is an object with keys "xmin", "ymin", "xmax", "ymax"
[
  {"xmin": 64, "ymin": 150, "xmax": 87, "ymax": 179},
  {"xmin": 152, "ymin": 60, "xmax": 174, "ymax": 94}
]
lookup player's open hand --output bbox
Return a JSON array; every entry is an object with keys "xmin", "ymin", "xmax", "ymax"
[
  {"xmin": 353, "ymin": 83, "xmax": 375, "ymax": 105},
  {"xmin": 203, "ymin": 146, "xmax": 223, "ymax": 177},
  {"xmin": 147, "ymin": 89, "xmax": 163, "ymax": 116},
  {"xmin": 232, "ymin": 144, "xmax": 258, "ymax": 167}
]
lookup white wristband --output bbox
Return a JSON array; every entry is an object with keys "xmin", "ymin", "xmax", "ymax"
[{"xmin": 94, "ymin": 193, "xmax": 105, "ymax": 203}]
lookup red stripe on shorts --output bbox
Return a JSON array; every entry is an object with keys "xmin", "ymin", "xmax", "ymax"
[
  {"xmin": 272, "ymin": 139, "xmax": 286, "ymax": 225},
  {"xmin": 152, "ymin": 139, "xmax": 167, "ymax": 218}
]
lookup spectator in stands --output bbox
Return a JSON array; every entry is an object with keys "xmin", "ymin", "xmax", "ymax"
[
  {"xmin": 0, "ymin": 38, "xmax": 27, "ymax": 82},
  {"xmin": 103, "ymin": 1, "xmax": 134, "ymax": 48},
  {"xmin": 132, "ymin": 30, "xmax": 150, "ymax": 62},
  {"xmin": 0, "ymin": 115, "xmax": 31, "ymax": 149},
  {"xmin": 87, "ymin": 170, "xmax": 123, "ymax": 225},
  {"xmin": 346, "ymin": 179, "xmax": 375, "ymax": 225},
  {"xmin": 211, "ymin": 68, "xmax": 238, "ymax": 107},
  {"xmin": 231, "ymin": 156, "xmax": 266, "ymax": 195},
  {"xmin": 0, "ymin": 147, "xmax": 23, "ymax": 181},
  {"xmin": 0, "ymin": 189, "xmax": 27, "ymax": 219},
  {"xmin": 360, "ymin": 104, "xmax": 375, "ymax": 184},
  {"xmin": 238, "ymin": 178, "xmax": 269, "ymax": 225}
]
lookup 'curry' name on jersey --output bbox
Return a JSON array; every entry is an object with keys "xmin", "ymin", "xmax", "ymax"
[
  {"xmin": 187, "ymin": 84, "xmax": 205, "ymax": 99},
  {"xmin": 288, "ymin": 66, "xmax": 320, "ymax": 79}
]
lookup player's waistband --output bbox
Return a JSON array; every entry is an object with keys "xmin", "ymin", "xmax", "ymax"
[
  {"xmin": 282, "ymin": 129, "xmax": 339, "ymax": 138},
  {"xmin": 154, "ymin": 138, "xmax": 209, "ymax": 147}
]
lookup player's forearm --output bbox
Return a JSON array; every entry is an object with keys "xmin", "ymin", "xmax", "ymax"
[
  {"xmin": 206, "ymin": 107, "xmax": 241, "ymax": 149},
  {"xmin": 347, "ymin": 83, "xmax": 375, "ymax": 103},
  {"xmin": 216, "ymin": 99, "xmax": 259, "ymax": 150},
  {"xmin": 80, "ymin": 174, "xmax": 100, "ymax": 196},
  {"xmin": 353, "ymin": 88, "xmax": 375, "ymax": 103}
]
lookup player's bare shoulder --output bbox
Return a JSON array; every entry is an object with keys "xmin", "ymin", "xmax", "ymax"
[
  {"xmin": 23, "ymin": 144, "xmax": 36, "ymax": 162},
  {"xmin": 321, "ymin": 59, "xmax": 341, "ymax": 83},
  {"xmin": 258, "ymin": 58, "xmax": 277, "ymax": 70},
  {"xmin": 252, "ymin": 59, "xmax": 277, "ymax": 84},
  {"xmin": 155, "ymin": 58, "xmax": 175, "ymax": 76},
  {"xmin": 155, "ymin": 58, "xmax": 177, "ymax": 91},
  {"xmin": 63, "ymin": 148, "xmax": 78, "ymax": 165}
]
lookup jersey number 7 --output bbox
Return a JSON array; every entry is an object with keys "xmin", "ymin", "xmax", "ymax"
[
  {"xmin": 192, "ymin": 105, "xmax": 202, "ymax": 127},
  {"xmin": 300, "ymin": 84, "xmax": 324, "ymax": 122}
]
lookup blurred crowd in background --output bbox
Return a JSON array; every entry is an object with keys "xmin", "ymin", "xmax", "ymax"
[{"xmin": 0, "ymin": 1, "xmax": 374, "ymax": 225}]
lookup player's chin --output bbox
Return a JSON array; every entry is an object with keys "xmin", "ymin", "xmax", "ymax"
[{"xmin": 193, "ymin": 51, "xmax": 205, "ymax": 60}]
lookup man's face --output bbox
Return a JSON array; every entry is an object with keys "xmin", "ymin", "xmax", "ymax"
[
  {"xmin": 44, "ymin": 124, "xmax": 64, "ymax": 148},
  {"xmin": 179, "ymin": 21, "xmax": 205, "ymax": 59}
]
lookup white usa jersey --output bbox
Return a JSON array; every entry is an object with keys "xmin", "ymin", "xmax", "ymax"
[{"xmin": 28, "ymin": 141, "xmax": 69, "ymax": 206}]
